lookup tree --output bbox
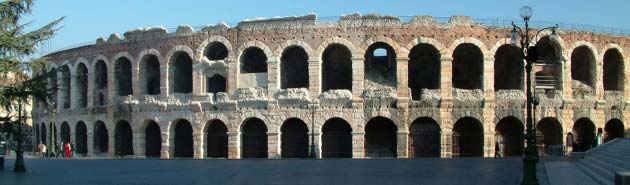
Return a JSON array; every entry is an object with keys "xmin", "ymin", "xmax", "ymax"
[{"xmin": 0, "ymin": 0, "xmax": 63, "ymax": 172}]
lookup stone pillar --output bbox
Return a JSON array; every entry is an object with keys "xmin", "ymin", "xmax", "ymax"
[
  {"xmin": 310, "ymin": 132, "xmax": 321, "ymax": 158},
  {"xmin": 308, "ymin": 60, "xmax": 320, "ymax": 100},
  {"xmin": 227, "ymin": 60, "xmax": 238, "ymax": 95},
  {"xmin": 267, "ymin": 132, "xmax": 279, "ymax": 158},
  {"xmin": 227, "ymin": 131, "xmax": 239, "ymax": 159},
  {"xmin": 160, "ymin": 66, "xmax": 169, "ymax": 97},
  {"xmin": 561, "ymin": 58, "xmax": 572, "ymax": 99},
  {"xmin": 192, "ymin": 71, "xmax": 204, "ymax": 96},
  {"xmin": 396, "ymin": 57, "xmax": 410, "ymax": 99},
  {"xmin": 397, "ymin": 131, "xmax": 409, "ymax": 158},
  {"xmin": 352, "ymin": 132, "xmax": 365, "ymax": 158},
  {"xmin": 108, "ymin": 127, "xmax": 115, "ymax": 157},
  {"xmin": 70, "ymin": 71, "xmax": 78, "ymax": 109},
  {"xmin": 56, "ymin": 69, "xmax": 64, "ymax": 109},
  {"xmin": 267, "ymin": 58, "xmax": 279, "ymax": 98},
  {"xmin": 193, "ymin": 132, "xmax": 204, "ymax": 159},
  {"xmin": 440, "ymin": 57, "xmax": 453, "ymax": 99},
  {"xmin": 485, "ymin": 130, "xmax": 496, "ymax": 158},
  {"xmin": 483, "ymin": 56, "xmax": 495, "ymax": 100},
  {"xmin": 351, "ymin": 57, "xmax": 365, "ymax": 99},
  {"xmin": 134, "ymin": 132, "xmax": 145, "ymax": 157},
  {"xmin": 87, "ymin": 131, "xmax": 94, "ymax": 157},
  {"xmin": 442, "ymin": 130, "xmax": 452, "ymax": 158},
  {"xmin": 132, "ymin": 61, "xmax": 141, "ymax": 96},
  {"xmin": 160, "ymin": 132, "xmax": 170, "ymax": 159},
  {"xmin": 87, "ymin": 71, "xmax": 94, "ymax": 108}
]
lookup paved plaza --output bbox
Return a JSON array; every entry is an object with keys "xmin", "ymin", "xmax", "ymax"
[{"xmin": 0, "ymin": 157, "xmax": 527, "ymax": 185}]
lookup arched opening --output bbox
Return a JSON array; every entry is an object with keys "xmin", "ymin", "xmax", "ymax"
[
  {"xmin": 94, "ymin": 60, "xmax": 108, "ymax": 106},
  {"xmin": 495, "ymin": 117, "xmax": 524, "ymax": 156},
  {"xmin": 280, "ymin": 118, "xmax": 309, "ymax": 158},
  {"xmin": 573, "ymin": 118, "xmax": 596, "ymax": 152},
  {"xmin": 364, "ymin": 42, "xmax": 396, "ymax": 88},
  {"xmin": 173, "ymin": 119, "xmax": 193, "ymax": 158},
  {"xmin": 40, "ymin": 123, "xmax": 47, "ymax": 145},
  {"xmin": 206, "ymin": 74, "xmax": 226, "ymax": 94},
  {"xmin": 240, "ymin": 47, "xmax": 268, "ymax": 73},
  {"xmin": 34, "ymin": 123, "xmax": 40, "ymax": 146},
  {"xmin": 280, "ymin": 46, "xmax": 309, "ymax": 89},
  {"xmin": 603, "ymin": 49, "xmax": 624, "ymax": 91},
  {"xmin": 205, "ymin": 41, "xmax": 228, "ymax": 60},
  {"xmin": 494, "ymin": 45, "xmax": 523, "ymax": 90},
  {"xmin": 322, "ymin": 44, "xmax": 352, "ymax": 92},
  {"xmin": 141, "ymin": 55, "xmax": 161, "ymax": 95},
  {"xmin": 571, "ymin": 46, "xmax": 596, "ymax": 88},
  {"xmin": 60, "ymin": 122, "xmax": 70, "ymax": 144},
  {"xmin": 205, "ymin": 120, "xmax": 228, "ymax": 158},
  {"xmin": 144, "ymin": 121, "xmax": 162, "ymax": 158},
  {"xmin": 452, "ymin": 43, "xmax": 483, "ymax": 89},
  {"xmin": 48, "ymin": 68, "xmax": 58, "ymax": 108},
  {"xmin": 93, "ymin": 121, "xmax": 109, "ymax": 154},
  {"xmin": 365, "ymin": 117, "xmax": 398, "ymax": 158},
  {"xmin": 241, "ymin": 118, "xmax": 268, "ymax": 158},
  {"xmin": 604, "ymin": 119, "xmax": 625, "ymax": 142},
  {"xmin": 172, "ymin": 52, "xmax": 193, "ymax": 93},
  {"xmin": 408, "ymin": 43, "xmax": 440, "ymax": 100},
  {"xmin": 60, "ymin": 65, "xmax": 71, "ymax": 108},
  {"xmin": 536, "ymin": 117, "xmax": 563, "ymax": 155},
  {"xmin": 76, "ymin": 63, "xmax": 88, "ymax": 108},
  {"xmin": 115, "ymin": 57, "xmax": 133, "ymax": 96},
  {"xmin": 452, "ymin": 117, "xmax": 484, "ymax": 157},
  {"xmin": 114, "ymin": 120, "xmax": 134, "ymax": 156},
  {"xmin": 75, "ymin": 121, "xmax": 87, "ymax": 155},
  {"xmin": 409, "ymin": 117, "xmax": 440, "ymax": 157},
  {"xmin": 321, "ymin": 118, "xmax": 352, "ymax": 158}
]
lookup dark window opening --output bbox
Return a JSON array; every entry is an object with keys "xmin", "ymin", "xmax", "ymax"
[
  {"xmin": 76, "ymin": 63, "xmax": 88, "ymax": 108},
  {"xmin": 206, "ymin": 75, "xmax": 226, "ymax": 94},
  {"xmin": 94, "ymin": 121, "xmax": 109, "ymax": 154},
  {"xmin": 281, "ymin": 46, "xmax": 309, "ymax": 89},
  {"xmin": 603, "ymin": 49, "xmax": 624, "ymax": 91},
  {"xmin": 75, "ymin": 121, "xmax": 87, "ymax": 155},
  {"xmin": 364, "ymin": 42, "xmax": 397, "ymax": 87},
  {"xmin": 241, "ymin": 118, "xmax": 268, "ymax": 158},
  {"xmin": 536, "ymin": 117, "xmax": 563, "ymax": 155},
  {"xmin": 573, "ymin": 118, "xmax": 595, "ymax": 152},
  {"xmin": 48, "ymin": 68, "xmax": 58, "ymax": 108},
  {"xmin": 115, "ymin": 120, "xmax": 134, "ymax": 156},
  {"xmin": 145, "ymin": 121, "xmax": 162, "ymax": 158},
  {"xmin": 452, "ymin": 117, "xmax": 483, "ymax": 157},
  {"xmin": 322, "ymin": 44, "xmax": 352, "ymax": 92},
  {"xmin": 115, "ymin": 57, "xmax": 133, "ymax": 96},
  {"xmin": 240, "ymin": 47, "xmax": 268, "ymax": 73},
  {"xmin": 142, "ymin": 55, "xmax": 161, "ymax": 95},
  {"xmin": 321, "ymin": 118, "xmax": 352, "ymax": 158},
  {"xmin": 174, "ymin": 119, "xmax": 194, "ymax": 158},
  {"xmin": 280, "ymin": 118, "xmax": 309, "ymax": 158},
  {"xmin": 571, "ymin": 46, "xmax": 596, "ymax": 87},
  {"xmin": 172, "ymin": 52, "xmax": 193, "ymax": 93},
  {"xmin": 604, "ymin": 119, "xmax": 624, "ymax": 142},
  {"xmin": 40, "ymin": 123, "xmax": 47, "ymax": 145},
  {"xmin": 60, "ymin": 122, "xmax": 70, "ymax": 144},
  {"xmin": 408, "ymin": 43, "xmax": 440, "ymax": 100},
  {"xmin": 452, "ymin": 43, "xmax": 483, "ymax": 89},
  {"xmin": 495, "ymin": 117, "xmax": 524, "ymax": 156},
  {"xmin": 205, "ymin": 42, "xmax": 228, "ymax": 60},
  {"xmin": 94, "ymin": 60, "xmax": 108, "ymax": 106},
  {"xmin": 60, "ymin": 66, "xmax": 71, "ymax": 108},
  {"xmin": 409, "ymin": 117, "xmax": 440, "ymax": 157},
  {"xmin": 365, "ymin": 117, "xmax": 397, "ymax": 158},
  {"xmin": 206, "ymin": 120, "xmax": 228, "ymax": 158},
  {"xmin": 494, "ymin": 45, "xmax": 523, "ymax": 90}
]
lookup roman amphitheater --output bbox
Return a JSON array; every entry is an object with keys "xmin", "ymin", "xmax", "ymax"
[{"xmin": 31, "ymin": 14, "xmax": 630, "ymax": 159}]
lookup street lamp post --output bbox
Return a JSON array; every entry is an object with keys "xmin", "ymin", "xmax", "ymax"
[
  {"xmin": 14, "ymin": 98, "xmax": 25, "ymax": 172},
  {"xmin": 510, "ymin": 6, "xmax": 559, "ymax": 185},
  {"xmin": 309, "ymin": 104, "xmax": 317, "ymax": 158}
]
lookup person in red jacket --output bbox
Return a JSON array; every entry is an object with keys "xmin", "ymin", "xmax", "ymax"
[{"xmin": 64, "ymin": 142, "xmax": 71, "ymax": 158}]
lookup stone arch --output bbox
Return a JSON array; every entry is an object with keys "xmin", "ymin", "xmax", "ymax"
[
  {"xmin": 446, "ymin": 37, "xmax": 489, "ymax": 58},
  {"xmin": 408, "ymin": 117, "xmax": 441, "ymax": 158},
  {"xmin": 60, "ymin": 121, "xmax": 71, "ymax": 144},
  {"xmin": 408, "ymin": 42, "xmax": 441, "ymax": 100},
  {"xmin": 495, "ymin": 116, "xmax": 524, "ymax": 156},
  {"xmin": 321, "ymin": 117, "xmax": 353, "ymax": 158},
  {"xmin": 239, "ymin": 46, "xmax": 269, "ymax": 74},
  {"xmin": 364, "ymin": 116, "xmax": 398, "ymax": 158},
  {"xmin": 361, "ymin": 36, "xmax": 407, "ymax": 57},
  {"xmin": 113, "ymin": 55, "xmax": 133, "ymax": 96},
  {"xmin": 570, "ymin": 43, "xmax": 598, "ymax": 89},
  {"xmin": 169, "ymin": 118, "xmax": 194, "ymax": 158},
  {"xmin": 169, "ymin": 50, "xmax": 193, "ymax": 94},
  {"xmin": 204, "ymin": 119, "xmax": 228, "ymax": 158},
  {"xmin": 75, "ymin": 121, "xmax": 88, "ymax": 155},
  {"xmin": 452, "ymin": 117, "xmax": 484, "ymax": 157},
  {"xmin": 494, "ymin": 44, "xmax": 524, "ymax": 90},
  {"xmin": 92, "ymin": 57, "xmax": 109, "ymax": 106},
  {"xmin": 165, "ymin": 45, "xmax": 195, "ymax": 66},
  {"xmin": 603, "ymin": 47, "xmax": 625, "ymax": 91},
  {"xmin": 275, "ymin": 40, "xmax": 315, "ymax": 59},
  {"xmin": 236, "ymin": 41, "xmax": 273, "ymax": 73},
  {"xmin": 572, "ymin": 117, "xmax": 596, "ymax": 152},
  {"xmin": 315, "ymin": 37, "xmax": 358, "ymax": 59},
  {"xmin": 604, "ymin": 118, "xmax": 624, "ymax": 142},
  {"xmin": 320, "ymin": 42, "xmax": 353, "ymax": 92},
  {"xmin": 142, "ymin": 120, "xmax": 162, "ymax": 158},
  {"xmin": 536, "ymin": 117, "xmax": 563, "ymax": 155},
  {"xmin": 364, "ymin": 41, "xmax": 398, "ymax": 88},
  {"xmin": 75, "ymin": 62, "xmax": 89, "ymax": 108},
  {"xmin": 451, "ymin": 42, "xmax": 484, "ymax": 89},
  {"xmin": 114, "ymin": 120, "xmax": 134, "ymax": 156},
  {"xmin": 196, "ymin": 36, "xmax": 233, "ymax": 61},
  {"xmin": 279, "ymin": 45, "xmax": 309, "ymax": 89},
  {"xmin": 138, "ymin": 52, "xmax": 162, "ymax": 95},
  {"xmin": 240, "ymin": 117, "xmax": 268, "ymax": 158},
  {"xmin": 280, "ymin": 118, "xmax": 309, "ymax": 158},
  {"xmin": 93, "ymin": 121, "xmax": 109, "ymax": 154}
]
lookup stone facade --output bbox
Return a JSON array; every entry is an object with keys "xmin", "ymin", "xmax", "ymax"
[{"xmin": 32, "ymin": 14, "xmax": 630, "ymax": 159}]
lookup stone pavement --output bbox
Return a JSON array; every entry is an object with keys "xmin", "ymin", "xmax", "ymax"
[{"xmin": 1, "ymin": 157, "xmax": 524, "ymax": 185}]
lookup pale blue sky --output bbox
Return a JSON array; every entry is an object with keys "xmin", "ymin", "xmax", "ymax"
[{"xmin": 25, "ymin": 0, "xmax": 630, "ymax": 53}]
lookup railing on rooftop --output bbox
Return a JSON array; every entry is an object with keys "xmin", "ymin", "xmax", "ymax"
[{"xmin": 44, "ymin": 15, "xmax": 630, "ymax": 56}]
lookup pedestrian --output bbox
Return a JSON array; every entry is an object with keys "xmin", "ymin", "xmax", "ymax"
[
  {"xmin": 57, "ymin": 142, "xmax": 64, "ymax": 158},
  {"xmin": 37, "ymin": 142, "xmax": 43, "ymax": 158},
  {"xmin": 596, "ymin": 128, "xmax": 603, "ymax": 146},
  {"xmin": 494, "ymin": 141, "xmax": 502, "ymax": 158},
  {"xmin": 64, "ymin": 142, "xmax": 71, "ymax": 158},
  {"xmin": 70, "ymin": 142, "xmax": 75, "ymax": 158},
  {"xmin": 572, "ymin": 140, "xmax": 579, "ymax": 152},
  {"xmin": 40, "ymin": 143, "xmax": 47, "ymax": 158}
]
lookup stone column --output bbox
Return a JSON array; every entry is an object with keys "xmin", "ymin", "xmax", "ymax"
[
  {"xmin": 267, "ymin": 132, "xmax": 279, "ymax": 158},
  {"xmin": 227, "ymin": 131, "xmax": 239, "ymax": 159},
  {"xmin": 352, "ymin": 131, "xmax": 365, "ymax": 158},
  {"xmin": 561, "ymin": 58, "xmax": 572, "ymax": 99},
  {"xmin": 227, "ymin": 60, "xmax": 238, "ymax": 95},
  {"xmin": 308, "ymin": 60, "xmax": 320, "ymax": 100},
  {"xmin": 160, "ymin": 66, "xmax": 169, "ymax": 97},
  {"xmin": 192, "ymin": 70, "xmax": 204, "ymax": 96},
  {"xmin": 193, "ymin": 132, "xmax": 205, "ymax": 159},
  {"xmin": 442, "ymin": 130, "xmax": 452, "ymax": 158},
  {"xmin": 87, "ymin": 131, "xmax": 94, "ymax": 157},
  {"xmin": 134, "ymin": 132, "xmax": 145, "ymax": 157},
  {"xmin": 440, "ymin": 57, "xmax": 453, "ymax": 99},
  {"xmin": 87, "ymin": 70, "xmax": 94, "ymax": 108},
  {"xmin": 267, "ymin": 58, "xmax": 279, "ymax": 98},
  {"xmin": 132, "ymin": 61, "xmax": 141, "ymax": 96},
  {"xmin": 396, "ymin": 57, "xmax": 410, "ymax": 100},
  {"xmin": 108, "ymin": 127, "xmax": 115, "ymax": 157},
  {"xmin": 397, "ymin": 131, "xmax": 409, "ymax": 158},
  {"xmin": 351, "ymin": 57, "xmax": 365, "ymax": 99},
  {"xmin": 70, "ymin": 71, "xmax": 78, "ymax": 109},
  {"xmin": 56, "ymin": 69, "xmax": 64, "ymax": 109},
  {"xmin": 160, "ymin": 132, "xmax": 170, "ymax": 159},
  {"xmin": 483, "ymin": 56, "xmax": 495, "ymax": 100},
  {"xmin": 310, "ymin": 132, "xmax": 321, "ymax": 158}
]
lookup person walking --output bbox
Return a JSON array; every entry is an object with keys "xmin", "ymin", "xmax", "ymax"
[
  {"xmin": 40, "ymin": 143, "xmax": 47, "ymax": 158},
  {"xmin": 566, "ymin": 133, "xmax": 574, "ymax": 154},
  {"xmin": 64, "ymin": 142, "xmax": 71, "ymax": 158},
  {"xmin": 70, "ymin": 142, "xmax": 75, "ymax": 158}
]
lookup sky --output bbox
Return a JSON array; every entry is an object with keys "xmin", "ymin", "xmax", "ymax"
[{"xmin": 24, "ymin": 0, "xmax": 630, "ymax": 54}]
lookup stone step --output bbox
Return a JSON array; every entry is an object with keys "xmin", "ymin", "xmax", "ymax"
[
  {"xmin": 575, "ymin": 161, "xmax": 613, "ymax": 185},
  {"xmin": 598, "ymin": 151, "xmax": 630, "ymax": 162},
  {"xmin": 592, "ymin": 153, "xmax": 630, "ymax": 170},
  {"xmin": 587, "ymin": 156, "xmax": 624, "ymax": 175},
  {"xmin": 580, "ymin": 158, "xmax": 615, "ymax": 180}
]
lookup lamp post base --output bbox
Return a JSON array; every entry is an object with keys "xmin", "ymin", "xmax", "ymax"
[{"xmin": 521, "ymin": 155, "xmax": 539, "ymax": 185}]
